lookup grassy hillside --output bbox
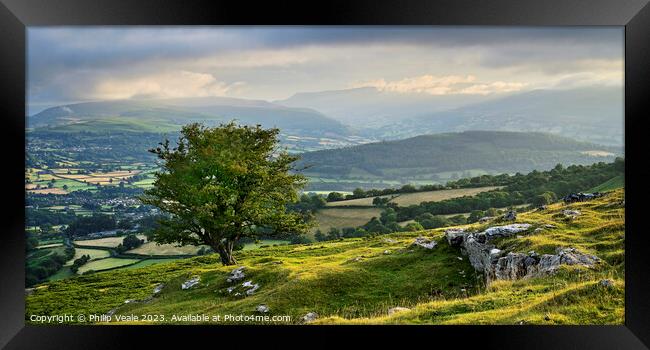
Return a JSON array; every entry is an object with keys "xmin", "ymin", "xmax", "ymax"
[
  {"xmin": 26, "ymin": 189, "xmax": 624, "ymax": 325},
  {"xmin": 588, "ymin": 175, "xmax": 624, "ymax": 192},
  {"xmin": 298, "ymin": 131, "xmax": 621, "ymax": 185},
  {"xmin": 28, "ymin": 99, "xmax": 349, "ymax": 138}
]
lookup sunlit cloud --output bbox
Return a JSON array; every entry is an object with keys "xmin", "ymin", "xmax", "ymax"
[
  {"xmin": 90, "ymin": 70, "xmax": 245, "ymax": 100},
  {"xmin": 351, "ymin": 74, "xmax": 527, "ymax": 95}
]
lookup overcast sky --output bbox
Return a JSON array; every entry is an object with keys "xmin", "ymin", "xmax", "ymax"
[{"xmin": 27, "ymin": 26, "xmax": 624, "ymax": 115}]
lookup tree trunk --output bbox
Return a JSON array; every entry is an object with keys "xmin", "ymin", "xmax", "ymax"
[{"xmin": 214, "ymin": 240, "xmax": 237, "ymax": 266}]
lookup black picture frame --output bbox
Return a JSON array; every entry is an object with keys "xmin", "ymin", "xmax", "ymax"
[{"xmin": 1, "ymin": 0, "xmax": 649, "ymax": 348}]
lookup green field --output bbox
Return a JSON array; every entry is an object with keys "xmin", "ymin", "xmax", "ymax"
[
  {"xmin": 127, "ymin": 242, "xmax": 202, "ymax": 256},
  {"xmin": 75, "ymin": 235, "xmax": 148, "ymax": 248},
  {"xmin": 27, "ymin": 245, "xmax": 69, "ymax": 268},
  {"xmin": 36, "ymin": 243, "xmax": 63, "ymax": 249},
  {"xmin": 47, "ymin": 117, "xmax": 181, "ymax": 133},
  {"xmin": 26, "ymin": 189, "xmax": 624, "ymax": 325},
  {"xmin": 122, "ymin": 258, "xmax": 182, "ymax": 270},
  {"xmin": 304, "ymin": 190, "xmax": 352, "ymax": 196},
  {"xmin": 48, "ymin": 267, "xmax": 75, "ymax": 281},
  {"xmin": 132, "ymin": 178, "xmax": 155, "ymax": 189},
  {"xmin": 76, "ymin": 258, "xmax": 142, "ymax": 274},
  {"xmin": 588, "ymin": 175, "xmax": 624, "ymax": 192},
  {"xmin": 312, "ymin": 207, "xmax": 383, "ymax": 234},
  {"xmin": 65, "ymin": 248, "xmax": 111, "ymax": 265}
]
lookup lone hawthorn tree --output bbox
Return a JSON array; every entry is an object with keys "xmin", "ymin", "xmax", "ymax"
[{"xmin": 140, "ymin": 122, "xmax": 311, "ymax": 265}]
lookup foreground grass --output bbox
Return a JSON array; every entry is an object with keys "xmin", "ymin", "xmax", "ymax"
[{"xmin": 26, "ymin": 189, "xmax": 624, "ymax": 325}]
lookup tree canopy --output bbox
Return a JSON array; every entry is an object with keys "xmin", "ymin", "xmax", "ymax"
[{"xmin": 140, "ymin": 122, "xmax": 310, "ymax": 265}]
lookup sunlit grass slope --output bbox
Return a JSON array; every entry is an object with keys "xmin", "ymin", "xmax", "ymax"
[{"xmin": 26, "ymin": 189, "xmax": 624, "ymax": 325}]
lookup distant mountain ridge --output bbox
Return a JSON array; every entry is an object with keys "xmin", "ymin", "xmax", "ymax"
[
  {"xmin": 277, "ymin": 86, "xmax": 499, "ymax": 127},
  {"xmin": 28, "ymin": 98, "xmax": 350, "ymax": 138},
  {"xmin": 372, "ymin": 86, "xmax": 623, "ymax": 146}
]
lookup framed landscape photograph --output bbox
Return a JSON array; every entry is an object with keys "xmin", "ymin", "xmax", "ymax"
[{"xmin": 1, "ymin": 0, "xmax": 649, "ymax": 348}]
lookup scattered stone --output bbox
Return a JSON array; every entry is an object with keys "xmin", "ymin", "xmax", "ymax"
[
  {"xmin": 383, "ymin": 250, "xmax": 391, "ymax": 255},
  {"xmin": 256, "ymin": 304, "xmax": 270, "ymax": 313},
  {"xmin": 153, "ymin": 284, "xmax": 165, "ymax": 295},
  {"xmin": 124, "ymin": 299, "xmax": 135, "ymax": 304},
  {"xmin": 549, "ymin": 247, "xmax": 600, "ymax": 268},
  {"xmin": 387, "ymin": 307, "xmax": 411, "ymax": 315},
  {"xmin": 412, "ymin": 236, "xmax": 437, "ymax": 249},
  {"xmin": 562, "ymin": 210, "xmax": 581, "ymax": 218},
  {"xmin": 457, "ymin": 256, "xmax": 463, "ymax": 261},
  {"xmin": 227, "ymin": 286, "xmax": 236, "ymax": 293},
  {"xmin": 479, "ymin": 216, "xmax": 494, "ymax": 223},
  {"xmin": 242, "ymin": 280, "xmax": 254, "ymax": 288},
  {"xmin": 383, "ymin": 238, "xmax": 398, "ymax": 244},
  {"xmin": 25, "ymin": 288, "xmax": 34, "ymax": 296},
  {"xmin": 544, "ymin": 224, "xmax": 556, "ymax": 229},
  {"xmin": 181, "ymin": 276, "xmax": 200, "ymax": 290},
  {"xmin": 105, "ymin": 308, "xmax": 118, "ymax": 317},
  {"xmin": 599, "ymin": 279, "xmax": 614, "ymax": 288},
  {"xmin": 484, "ymin": 224, "xmax": 531, "ymax": 238},
  {"xmin": 234, "ymin": 292, "xmax": 242, "ymax": 296},
  {"xmin": 242, "ymin": 280, "xmax": 260, "ymax": 295},
  {"xmin": 348, "ymin": 256, "xmax": 363, "ymax": 262},
  {"xmin": 533, "ymin": 228, "xmax": 544, "ymax": 234},
  {"xmin": 563, "ymin": 192, "xmax": 603, "ymax": 203},
  {"xmin": 300, "ymin": 312, "xmax": 319, "ymax": 323},
  {"xmin": 226, "ymin": 266, "xmax": 246, "ymax": 283},
  {"xmin": 489, "ymin": 248, "xmax": 503, "ymax": 260},
  {"xmin": 445, "ymin": 228, "xmax": 467, "ymax": 247},
  {"xmin": 503, "ymin": 210, "xmax": 517, "ymax": 221}
]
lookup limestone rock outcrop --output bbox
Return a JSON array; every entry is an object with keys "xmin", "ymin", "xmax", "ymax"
[
  {"xmin": 412, "ymin": 236, "xmax": 437, "ymax": 249},
  {"xmin": 444, "ymin": 224, "xmax": 599, "ymax": 284}
]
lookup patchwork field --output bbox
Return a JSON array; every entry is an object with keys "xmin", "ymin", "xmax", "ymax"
[
  {"xmin": 26, "ymin": 166, "xmax": 152, "ymax": 193},
  {"xmin": 326, "ymin": 186, "xmax": 502, "ymax": 207}
]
